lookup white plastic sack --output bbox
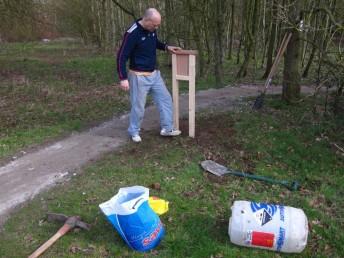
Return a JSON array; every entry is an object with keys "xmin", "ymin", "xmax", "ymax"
[{"xmin": 99, "ymin": 186, "xmax": 165, "ymax": 252}]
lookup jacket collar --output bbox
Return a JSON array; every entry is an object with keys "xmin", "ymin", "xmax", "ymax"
[{"xmin": 136, "ymin": 18, "xmax": 156, "ymax": 33}]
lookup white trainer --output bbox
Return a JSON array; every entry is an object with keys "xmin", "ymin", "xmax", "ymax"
[
  {"xmin": 160, "ymin": 128, "xmax": 181, "ymax": 137},
  {"xmin": 131, "ymin": 135, "xmax": 142, "ymax": 143}
]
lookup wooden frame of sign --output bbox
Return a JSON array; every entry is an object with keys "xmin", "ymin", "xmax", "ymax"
[{"xmin": 172, "ymin": 50, "xmax": 197, "ymax": 138}]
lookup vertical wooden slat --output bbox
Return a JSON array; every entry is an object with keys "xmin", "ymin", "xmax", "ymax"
[
  {"xmin": 188, "ymin": 55, "xmax": 196, "ymax": 138},
  {"xmin": 172, "ymin": 53, "xmax": 179, "ymax": 130}
]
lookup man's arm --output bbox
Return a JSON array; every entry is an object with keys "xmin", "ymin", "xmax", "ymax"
[
  {"xmin": 156, "ymin": 34, "xmax": 181, "ymax": 53},
  {"xmin": 156, "ymin": 37, "xmax": 167, "ymax": 51},
  {"xmin": 117, "ymin": 30, "xmax": 136, "ymax": 90}
]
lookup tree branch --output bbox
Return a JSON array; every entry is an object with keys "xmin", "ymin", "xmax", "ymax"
[
  {"xmin": 111, "ymin": 0, "xmax": 136, "ymax": 20},
  {"xmin": 313, "ymin": 8, "xmax": 343, "ymax": 30},
  {"xmin": 300, "ymin": 7, "xmax": 343, "ymax": 30}
]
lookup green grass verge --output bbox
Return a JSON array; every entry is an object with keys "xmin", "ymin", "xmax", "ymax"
[
  {"xmin": 0, "ymin": 97, "xmax": 343, "ymax": 257},
  {"xmin": 0, "ymin": 41, "xmax": 126, "ymax": 159}
]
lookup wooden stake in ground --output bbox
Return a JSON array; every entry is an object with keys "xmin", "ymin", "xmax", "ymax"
[{"xmin": 172, "ymin": 50, "xmax": 197, "ymax": 137}]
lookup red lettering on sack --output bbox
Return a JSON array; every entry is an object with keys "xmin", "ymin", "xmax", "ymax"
[
  {"xmin": 142, "ymin": 222, "xmax": 162, "ymax": 246},
  {"xmin": 251, "ymin": 231, "xmax": 275, "ymax": 248}
]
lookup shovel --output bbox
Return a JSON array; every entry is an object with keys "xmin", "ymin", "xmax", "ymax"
[
  {"xmin": 252, "ymin": 33, "xmax": 292, "ymax": 110},
  {"xmin": 201, "ymin": 160, "xmax": 300, "ymax": 191}
]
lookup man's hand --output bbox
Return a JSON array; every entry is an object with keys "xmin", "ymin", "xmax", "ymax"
[
  {"xmin": 167, "ymin": 45, "xmax": 182, "ymax": 54},
  {"xmin": 119, "ymin": 79, "xmax": 130, "ymax": 91}
]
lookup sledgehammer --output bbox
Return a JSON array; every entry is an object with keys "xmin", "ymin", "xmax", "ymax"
[{"xmin": 28, "ymin": 213, "xmax": 90, "ymax": 258}]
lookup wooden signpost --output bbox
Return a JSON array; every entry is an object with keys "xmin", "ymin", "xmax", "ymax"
[{"xmin": 172, "ymin": 50, "xmax": 197, "ymax": 138}]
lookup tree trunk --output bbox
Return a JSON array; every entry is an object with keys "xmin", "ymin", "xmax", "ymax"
[
  {"xmin": 227, "ymin": 0, "xmax": 235, "ymax": 60},
  {"xmin": 237, "ymin": 0, "xmax": 258, "ymax": 78},
  {"xmin": 262, "ymin": 0, "xmax": 277, "ymax": 79},
  {"xmin": 282, "ymin": 1, "xmax": 301, "ymax": 103},
  {"xmin": 214, "ymin": 0, "xmax": 224, "ymax": 87},
  {"xmin": 236, "ymin": 1, "xmax": 245, "ymax": 65},
  {"xmin": 260, "ymin": 0, "xmax": 267, "ymax": 68},
  {"xmin": 302, "ymin": 40, "xmax": 317, "ymax": 78},
  {"xmin": 110, "ymin": 0, "xmax": 116, "ymax": 51},
  {"xmin": 186, "ymin": 0, "xmax": 206, "ymax": 77},
  {"xmin": 301, "ymin": 0, "xmax": 319, "ymax": 76},
  {"xmin": 164, "ymin": 0, "xmax": 173, "ymax": 45}
]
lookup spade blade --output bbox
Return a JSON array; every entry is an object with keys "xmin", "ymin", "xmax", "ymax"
[{"xmin": 201, "ymin": 160, "xmax": 230, "ymax": 177}]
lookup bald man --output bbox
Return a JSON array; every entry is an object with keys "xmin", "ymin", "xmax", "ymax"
[{"xmin": 117, "ymin": 8, "xmax": 181, "ymax": 142}]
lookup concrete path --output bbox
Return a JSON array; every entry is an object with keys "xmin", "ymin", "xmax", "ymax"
[{"xmin": 0, "ymin": 85, "xmax": 312, "ymax": 225}]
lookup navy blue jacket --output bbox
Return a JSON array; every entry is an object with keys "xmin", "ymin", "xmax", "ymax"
[{"xmin": 117, "ymin": 19, "xmax": 167, "ymax": 80}]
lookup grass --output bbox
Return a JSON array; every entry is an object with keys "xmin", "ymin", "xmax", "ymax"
[
  {"xmin": 0, "ymin": 40, "xmax": 269, "ymax": 161},
  {"xmin": 0, "ymin": 40, "xmax": 128, "ymax": 160},
  {"xmin": 0, "ymin": 96, "xmax": 343, "ymax": 258}
]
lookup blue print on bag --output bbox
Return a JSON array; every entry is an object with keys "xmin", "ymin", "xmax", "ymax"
[
  {"xmin": 106, "ymin": 201, "xmax": 165, "ymax": 252},
  {"xmin": 277, "ymin": 226, "xmax": 286, "ymax": 251},
  {"xmin": 250, "ymin": 202, "xmax": 277, "ymax": 217},
  {"xmin": 279, "ymin": 205, "xmax": 285, "ymax": 221}
]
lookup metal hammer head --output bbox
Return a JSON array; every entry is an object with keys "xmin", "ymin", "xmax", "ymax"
[{"xmin": 47, "ymin": 213, "xmax": 91, "ymax": 230}]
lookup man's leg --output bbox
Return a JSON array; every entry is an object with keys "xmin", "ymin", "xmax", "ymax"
[
  {"xmin": 128, "ymin": 73, "xmax": 149, "ymax": 137},
  {"xmin": 151, "ymin": 71, "xmax": 180, "ymax": 136}
]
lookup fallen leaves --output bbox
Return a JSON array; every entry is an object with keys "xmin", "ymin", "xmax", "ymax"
[
  {"xmin": 24, "ymin": 234, "xmax": 35, "ymax": 244},
  {"xmin": 69, "ymin": 244, "xmax": 95, "ymax": 255},
  {"xmin": 308, "ymin": 194, "xmax": 326, "ymax": 209},
  {"xmin": 150, "ymin": 182, "xmax": 161, "ymax": 191},
  {"xmin": 183, "ymin": 191, "xmax": 197, "ymax": 198}
]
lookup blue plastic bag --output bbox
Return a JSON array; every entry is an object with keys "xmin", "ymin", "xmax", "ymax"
[{"xmin": 99, "ymin": 186, "xmax": 165, "ymax": 252}]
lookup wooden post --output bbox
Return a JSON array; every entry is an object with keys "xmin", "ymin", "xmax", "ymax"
[
  {"xmin": 172, "ymin": 53, "xmax": 179, "ymax": 130},
  {"xmin": 188, "ymin": 55, "xmax": 196, "ymax": 138},
  {"xmin": 172, "ymin": 50, "xmax": 197, "ymax": 138}
]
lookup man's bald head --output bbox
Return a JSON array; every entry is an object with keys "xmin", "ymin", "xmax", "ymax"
[
  {"xmin": 143, "ymin": 8, "xmax": 161, "ymax": 21},
  {"xmin": 141, "ymin": 8, "xmax": 161, "ymax": 32}
]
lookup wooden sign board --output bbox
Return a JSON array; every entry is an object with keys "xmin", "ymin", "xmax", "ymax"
[{"xmin": 172, "ymin": 50, "xmax": 197, "ymax": 138}]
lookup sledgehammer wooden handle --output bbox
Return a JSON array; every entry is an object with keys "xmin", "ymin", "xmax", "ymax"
[{"xmin": 28, "ymin": 223, "xmax": 72, "ymax": 258}]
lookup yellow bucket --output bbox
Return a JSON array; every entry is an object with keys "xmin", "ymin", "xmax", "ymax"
[{"xmin": 148, "ymin": 196, "xmax": 169, "ymax": 215}]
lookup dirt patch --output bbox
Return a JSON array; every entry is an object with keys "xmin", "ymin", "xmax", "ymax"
[{"xmin": 178, "ymin": 113, "xmax": 257, "ymax": 182}]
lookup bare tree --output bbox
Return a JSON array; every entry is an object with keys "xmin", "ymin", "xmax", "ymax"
[
  {"xmin": 282, "ymin": 0, "xmax": 302, "ymax": 103},
  {"xmin": 237, "ymin": 0, "xmax": 259, "ymax": 78},
  {"xmin": 262, "ymin": 0, "xmax": 278, "ymax": 79}
]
